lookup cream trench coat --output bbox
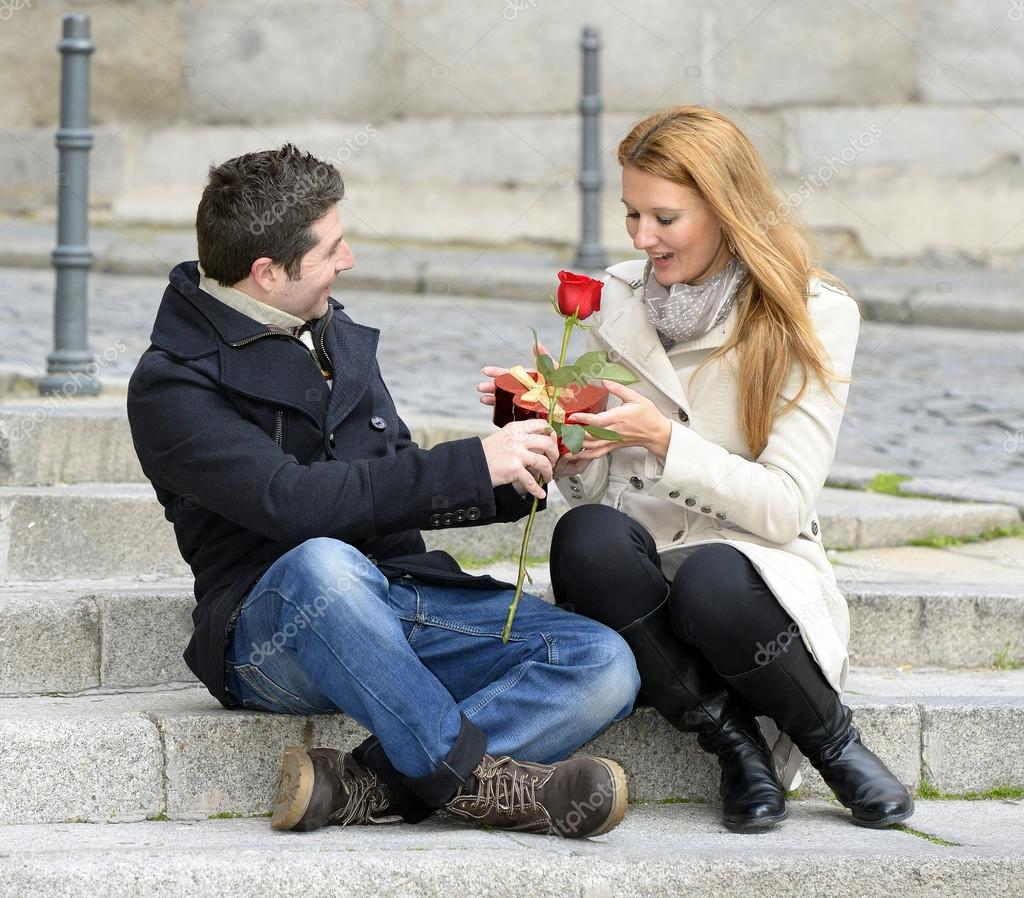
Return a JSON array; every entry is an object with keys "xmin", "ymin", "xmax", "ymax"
[{"xmin": 552, "ymin": 259, "xmax": 861, "ymax": 789}]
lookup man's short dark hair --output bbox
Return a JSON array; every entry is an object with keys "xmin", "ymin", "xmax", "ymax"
[{"xmin": 196, "ymin": 144, "xmax": 345, "ymax": 287}]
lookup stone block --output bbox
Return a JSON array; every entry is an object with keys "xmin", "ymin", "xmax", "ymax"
[
  {"xmin": 710, "ymin": 0, "xmax": 917, "ymax": 107},
  {"xmin": 0, "ymin": 484, "xmax": 188, "ymax": 581},
  {"xmin": 786, "ymin": 105, "xmax": 1024, "ymax": 178},
  {"xmin": 393, "ymin": 0, "xmax": 702, "ymax": 116},
  {"xmin": 919, "ymin": 0, "xmax": 1024, "ymax": 103},
  {"xmin": 0, "ymin": 591, "xmax": 100, "ymax": 695},
  {"xmin": 0, "ymin": 0, "xmax": 186, "ymax": 129},
  {"xmin": 99, "ymin": 591, "xmax": 196, "ymax": 687},
  {"xmin": 0, "ymin": 699, "xmax": 162, "ymax": 824},
  {"xmin": 158, "ymin": 701, "xmax": 369, "ymax": 818},
  {"xmin": 846, "ymin": 586, "xmax": 1024, "ymax": 669},
  {"xmin": 182, "ymin": 0, "xmax": 402, "ymax": 124},
  {"xmin": 0, "ymin": 403, "xmax": 144, "ymax": 486},
  {"xmin": 923, "ymin": 703, "xmax": 1024, "ymax": 793}
]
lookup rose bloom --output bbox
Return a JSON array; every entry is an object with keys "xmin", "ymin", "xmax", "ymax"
[{"xmin": 556, "ymin": 270, "xmax": 603, "ymax": 320}]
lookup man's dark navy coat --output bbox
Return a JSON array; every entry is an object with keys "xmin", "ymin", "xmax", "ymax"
[{"xmin": 128, "ymin": 262, "xmax": 538, "ymax": 707}]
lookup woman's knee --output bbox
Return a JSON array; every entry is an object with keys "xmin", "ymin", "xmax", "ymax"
[
  {"xmin": 551, "ymin": 504, "xmax": 639, "ymax": 563},
  {"xmin": 667, "ymin": 543, "xmax": 756, "ymax": 641}
]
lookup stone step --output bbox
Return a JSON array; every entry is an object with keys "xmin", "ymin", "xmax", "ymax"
[
  {"xmin": 0, "ymin": 669, "xmax": 1021, "ymax": 825},
  {"xmin": 1, "ymin": 802, "xmax": 1022, "ymax": 898},
  {"xmin": 1, "ymin": 478, "xmax": 1018, "ymax": 583},
  {"xmin": 4, "ymin": 577, "xmax": 1024, "ymax": 697}
]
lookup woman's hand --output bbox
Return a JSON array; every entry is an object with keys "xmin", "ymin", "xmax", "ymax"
[
  {"xmin": 552, "ymin": 453, "xmax": 593, "ymax": 480},
  {"xmin": 477, "ymin": 342, "xmax": 553, "ymax": 407},
  {"xmin": 568, "ymin": 380, "xmax": 673, "ymax": 460}
]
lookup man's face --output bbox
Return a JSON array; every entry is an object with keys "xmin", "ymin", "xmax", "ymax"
[{"xmin": 266, "ymin": 206, "xmax": 354, "ymax": 320}]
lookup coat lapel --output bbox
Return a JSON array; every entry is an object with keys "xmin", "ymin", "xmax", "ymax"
[
  {"xmin": 323, "ymin": 315, "xmax": 381, "ymax": 434},
  {"xmin": 218, "ymin": 338, "xmax": 329, "ymax": 425}
]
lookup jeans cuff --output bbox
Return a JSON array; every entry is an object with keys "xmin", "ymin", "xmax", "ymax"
[
  {"xmin": 398, "ymin": 713, "xmax": 487, "ymax": 808},
  {"xmin": 352, "ymin": 736, "xmax": 434, "ymax": 824}
]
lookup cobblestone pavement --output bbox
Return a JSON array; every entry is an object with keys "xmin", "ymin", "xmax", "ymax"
[{"xmin": 2, "ymin": 266, "xmax": 1023, "ymax": 493}]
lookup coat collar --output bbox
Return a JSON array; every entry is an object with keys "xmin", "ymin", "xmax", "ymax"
[
  {"xmin": 152, "ymin": 261, "xmax": 376, "ymax": 430},
  {"xmin": 597, "ymin": 259, "xmax": 739, "ymax": 411}
]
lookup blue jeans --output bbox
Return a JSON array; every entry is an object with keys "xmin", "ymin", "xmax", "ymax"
[{"xmin": 224, "ymin": 537, "xmax": 640, "ymax": 780}]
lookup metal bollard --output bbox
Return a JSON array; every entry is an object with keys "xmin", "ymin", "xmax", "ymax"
[
  {"xmin": 572, "ymin": 24, "xmax": 608, "ymax": 271},
  {"xmin": 41, "ymin": 13, "xmax": 100, "ymax": 397}
]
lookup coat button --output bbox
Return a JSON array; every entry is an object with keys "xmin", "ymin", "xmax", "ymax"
[
  {"xmin": 442, "ymin": 512, "xmax": 454, "ymax": 526},
  {"xmin": 701, "ymin": 505, "xmax": 712, "ymax": 514},
  {"xmin": 669, "ymin": 490, "xmax": 680, "ymax": 499},
  {"xmin": 370, "ymin": 416, "xmax": 387, "ymax": 431},
  {"xmin": 568, "ymin": 476, "xmax": 580, "ymax": 484},
  {"xmin": 685, "ymin": 497, "xmax": 697, "ymax": 507},
  {"xmin": 811, "ymin": 520, "xmax": 819, "ymax": 536},
  {"xmin": 673, "ymin": 530, "xmax": 685, "ymax": 541},
  {"xmin": 455, "ymin": 510, "xmax": 466, "ymax": 522},
  {"xmin": 429, "ymin": 514, "xmax": 442, "ymax": 527},
  {"xmin": 328, "ymin": 433, "xmax": 335, "ymax": 447},
  {"xmin": 629, "ymin": 476, "xmax": 644, "ymax": 489},
  {"xmin": 466, "ymin": 507, "xmax": 481, "ymax": 521},
  {"xmin": 716, "ymin": 512, "xmax": 727, "ymax": 520},
  {"xmin": 677, "ymin": 408, "xmax": 689, "ymax": 423}
]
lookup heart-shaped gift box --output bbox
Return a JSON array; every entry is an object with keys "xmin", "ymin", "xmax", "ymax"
[{"xmin": 491, "ymin": 369, "xmax": 609, "ymax": 455}]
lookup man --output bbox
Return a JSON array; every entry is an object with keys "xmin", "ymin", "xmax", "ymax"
[{"xmin": 127, "ymin": 144, "xmax": 640, "ymax": 838}]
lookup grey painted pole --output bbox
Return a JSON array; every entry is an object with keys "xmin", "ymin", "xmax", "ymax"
[
  {"xmin": 573, "ymin": 25, "xmax": 608, "ymax": 271},
  {"xmin": 41, "ymin": 13, "xmax": 100, "ymax": 397}
]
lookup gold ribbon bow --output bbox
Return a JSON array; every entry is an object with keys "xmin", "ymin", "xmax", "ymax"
[{"xmin": 508, "ymin": 365, "xmax": 566, "ymax": 423}]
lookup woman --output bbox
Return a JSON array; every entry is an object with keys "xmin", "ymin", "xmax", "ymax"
[{"xmin": 479, "ymin": 105, "xmax": 913, "ymax": 833}]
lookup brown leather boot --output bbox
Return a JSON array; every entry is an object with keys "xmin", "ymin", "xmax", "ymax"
[
  {"xmin": 443, "ymin": 753, "xmax": 628, "ymax": 838},
  {"xmin": 271, "ymin": 746, "xmax": 405, "ymax": 832}
]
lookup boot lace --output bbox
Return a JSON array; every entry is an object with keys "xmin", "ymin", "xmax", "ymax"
[
  {"xmin": 326, "ymin": 762, "xmax": 397, "ymax": 826},
  {"xmin": 461, "ymin": 755, "xmax": 542, "ymax": 816}
]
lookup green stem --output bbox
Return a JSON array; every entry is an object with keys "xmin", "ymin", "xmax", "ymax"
[{"xmin": 501, "ymin": 314, "xmax": 576, "ymax": 643}]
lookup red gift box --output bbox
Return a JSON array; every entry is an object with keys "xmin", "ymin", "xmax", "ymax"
[{"xmin": 492, "ymin": 369, "xmax": 609, "ymax": 455}]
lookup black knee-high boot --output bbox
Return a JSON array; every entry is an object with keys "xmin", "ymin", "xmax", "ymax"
[
  {"xmin": 723, "ymin": 635, "xmax": 914, "ymax": 828},
  {"xmin": 618, "ymin": 602, "xmax": 788, "ymax": 832}
]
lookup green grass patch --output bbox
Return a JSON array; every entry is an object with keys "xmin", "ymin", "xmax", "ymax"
[
  {"xmin": 146, "ymin": 813, "xmax": 170, "ymax": 822},
  {"xmin": 993, "ymin": 642, "xmax": 1024, "ymax": 671},
  {"xmin": 631, "ymin": 796, "xmax": 705, "ymax": 805},
  {"xmin": 894, "ymin": 824, "xmax": 961, "ymax": 847},
  {"xmin": 453, "ymin": 552, "xmax": 550, "ymax": 570},
  {"xmin": 866, "ymin": 472, "xmax": 913, "ymax": 495},
  {"xmin": 908, "ymin": 524, "xmax": 1024, "ymax": 549},
  {"xmin": 917, "ymin": 778, "xmax": 1024, "ymax": 801}
]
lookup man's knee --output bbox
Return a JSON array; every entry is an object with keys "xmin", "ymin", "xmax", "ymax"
[{"xmin": 576, "ymin": 626, "xmax": 641, "ymax": 722}]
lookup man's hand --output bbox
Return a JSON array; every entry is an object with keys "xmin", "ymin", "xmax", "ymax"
[
  {"xmin": 476, "ymin": 342, "xmax": 553, "ymax": 407},
  {"xmin": 480, "ymin": 419, "xmax": 560, "ymax": 500}
]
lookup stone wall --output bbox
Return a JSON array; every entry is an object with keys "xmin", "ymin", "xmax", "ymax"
[{"xmin": 2, "ymin": 0, "xmax": 1023, "ymax": 263}]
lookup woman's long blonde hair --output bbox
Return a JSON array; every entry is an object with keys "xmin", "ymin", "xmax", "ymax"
[{"xmin": 618, "ymin": 105, "xmax": 851, "ymax": 458}]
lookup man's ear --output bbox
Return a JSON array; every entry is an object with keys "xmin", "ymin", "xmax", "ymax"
[{"xmin": 249, "ymin": 257, "xmax": 279, "ymax": 293}]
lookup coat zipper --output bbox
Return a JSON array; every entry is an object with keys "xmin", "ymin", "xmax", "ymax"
[
  {"xmin": 228, "ymin": 330, "xmax": 332, "ymax": 379},
  {"xmin": 273, "ymin": 409, "xmax": 287, "ymax": 450}
]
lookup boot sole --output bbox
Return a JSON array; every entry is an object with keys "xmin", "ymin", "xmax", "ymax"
[
  {"xmin": 848, "ymin": 801, "xmax": 915, "ymax": 829},
  {"xmin": 271, "ymin": 746, "xmax": 315, "ymax": 831},
  {"xmin": 723, "ymin": 807, "xmax": 789, "ymax": 833},
  {"xmin": 587, "ymin": 758, "xmax": 629, "ymax": 837}
]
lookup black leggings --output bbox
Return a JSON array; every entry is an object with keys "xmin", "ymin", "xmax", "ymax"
[{"xmin": 550, "ymin": 504, "xmax": 802, "ymax": 677}]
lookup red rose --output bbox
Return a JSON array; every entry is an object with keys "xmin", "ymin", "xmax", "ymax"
[{"xmin": 556, "ymin": 270, "xmax": 603, "ymax": 320}]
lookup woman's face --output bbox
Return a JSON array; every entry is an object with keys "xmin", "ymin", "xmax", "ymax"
[{"xmin": 621, "ymin": 165, "xmax": 730, "ymax": 287}]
